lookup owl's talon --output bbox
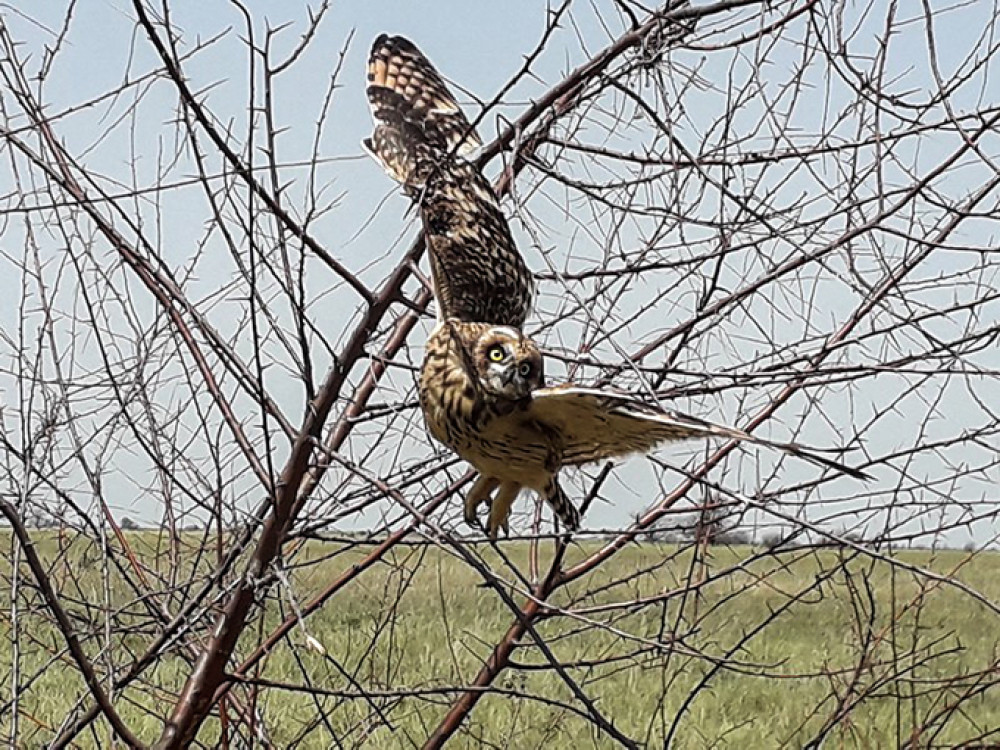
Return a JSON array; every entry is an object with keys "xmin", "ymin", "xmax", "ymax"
[
  {"xmin": 463, "ymin": 497, "xmax": 480, "ymax": 527},
  {"xmin": 486, "ymin": 516, "xmax": 508, "ymax": 541},
  {"xmin": 465, "ymin": 475, "xmax": 500, "ymax": 529},
  {"xmin": 485, "ymin": 502, "xmax": 500, "ymax": 540},
  {"xmin": 484, "ymin": 482, "xmax": 519, "ymax": 542}
]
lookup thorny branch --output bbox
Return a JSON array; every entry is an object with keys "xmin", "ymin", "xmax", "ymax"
[{"xmin": 1, "ymin": 0, "xmax": 999, "ymax": 747}]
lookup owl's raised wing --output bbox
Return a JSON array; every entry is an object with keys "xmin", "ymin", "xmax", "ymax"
[
  {"xmin": 526, "ymin": 385, "xmax": 869, "ymax": 480},
  {"xmin": 366, "ymin": 34, "xmax": 481, "ymax": 171},
  {"xmin": 418, "ymin": 162, "xmax": 534, "ymax": 328},
  {"xmin": 365, "ymin": 35, "xmax": 533, "ymax": 329}
]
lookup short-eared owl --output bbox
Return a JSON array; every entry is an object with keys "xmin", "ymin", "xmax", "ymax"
[
  {"xmin": 420, "ymin": 321, "xmax": 868, "ymax": 538},
  {"xmin": 366, "ymin": 36, "xmax": 868, "ymax": 537},
  {"xmin": 364, "ymin": 34, "xmax": 534, "ymax": 328}
]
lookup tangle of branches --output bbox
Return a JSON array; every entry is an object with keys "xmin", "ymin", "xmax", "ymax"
[{"xmin": 1, "ymin": 1, "xmax": 998, "ymax": 747}]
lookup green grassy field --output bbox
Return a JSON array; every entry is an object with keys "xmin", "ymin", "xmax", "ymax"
[{"xmin": 1, "ymin": 533, "xmax": 997, "ymax": 748}]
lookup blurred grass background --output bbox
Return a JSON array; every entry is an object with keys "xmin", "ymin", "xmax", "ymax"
[{"xmin": 1, "ymin": 531, "xmax": 996, "ymax": 748}]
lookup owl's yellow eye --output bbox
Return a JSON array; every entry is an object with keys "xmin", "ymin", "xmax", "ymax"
[{"xmin": 488, "ymin": 346, "xmax": 505, "ymax": 362}]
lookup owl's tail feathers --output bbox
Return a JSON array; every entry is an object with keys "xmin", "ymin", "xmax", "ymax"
[{"xmin": 543, "ymin": 477, "xmax": 581, "ymax": 532}]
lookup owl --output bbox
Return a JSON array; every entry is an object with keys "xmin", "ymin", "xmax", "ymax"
[
  {"xmin": 364, "ymin": 34, "xmax": 534, "ymax": 328},
  {"xmin": 420, "ymin": 321, "xmax": 869, "ymax": 538}
]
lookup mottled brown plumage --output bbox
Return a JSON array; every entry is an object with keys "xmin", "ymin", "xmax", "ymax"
[
  {"xmin": 364, "ymin": 34, "xmax": 534, "ymax": 328},
  {"xmin": 420, "ymin": 321, "xmax": 578, "ymax": 536},
  {"xmin": 420, "ymin": 322, "xmax": 868, "ymax": 537}
]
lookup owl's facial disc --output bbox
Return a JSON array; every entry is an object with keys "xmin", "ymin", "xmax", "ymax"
[{"xmin": 479, "ymin": 334, "xmax": 542, "ymax": 400}]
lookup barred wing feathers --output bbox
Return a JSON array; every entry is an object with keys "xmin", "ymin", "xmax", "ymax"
[
  {"xmin": 526, "ymin": 386, "xmax": 869, "ymax": 479},
  {"xmin": 364, "ymin": 34, "xmax": 533, "ymax": 328},
  {"xmin": 365, "ymin": 34, "xmax": 480, "ymax": 187},
  {"xmin": 420, "ymin": 162, "xmax": 534, "ymax": 328}
]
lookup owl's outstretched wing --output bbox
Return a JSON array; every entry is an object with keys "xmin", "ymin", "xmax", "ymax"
[
  {"xmin": 526, "ymin": 385, "xmax": 869, "ymax": 480},
  {"xmin": 365, "ymin": 34, "xmax": 533, "ymax": 329}
]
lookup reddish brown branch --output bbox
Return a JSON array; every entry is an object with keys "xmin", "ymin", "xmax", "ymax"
[{"xmin": 423, "ymin": 542, "xmax": 569, "ymax": 748}]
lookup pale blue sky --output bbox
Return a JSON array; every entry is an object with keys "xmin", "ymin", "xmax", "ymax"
[{"xmin": 2, "ymin": 1, "xmax": 999, "ymax": 546}]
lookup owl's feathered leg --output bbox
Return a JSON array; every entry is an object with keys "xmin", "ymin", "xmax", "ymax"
[
  {"xmin": 487, "ymin": 482, "xmax": 522, "ymax": 540},
  {"xmin": 464, "ymin": 474, "xmax": 499, "ymax": 527},
  {"xmin": 542, "ymin": 477, "xmax": 581, "ymax": 532}
]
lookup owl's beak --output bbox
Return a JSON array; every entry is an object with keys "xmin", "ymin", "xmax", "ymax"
[
  {"xmin": 485, "ymin": 363, "xmax": 532, "ymax": 399},
  {"xmin": 502, "ymin": 368, "xmax": 530, "ymax": 396}
]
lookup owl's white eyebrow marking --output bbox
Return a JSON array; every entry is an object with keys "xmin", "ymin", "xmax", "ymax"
[{"xmin": 487, "ymin": 326, "xmax": 520, "ymax": 339}]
